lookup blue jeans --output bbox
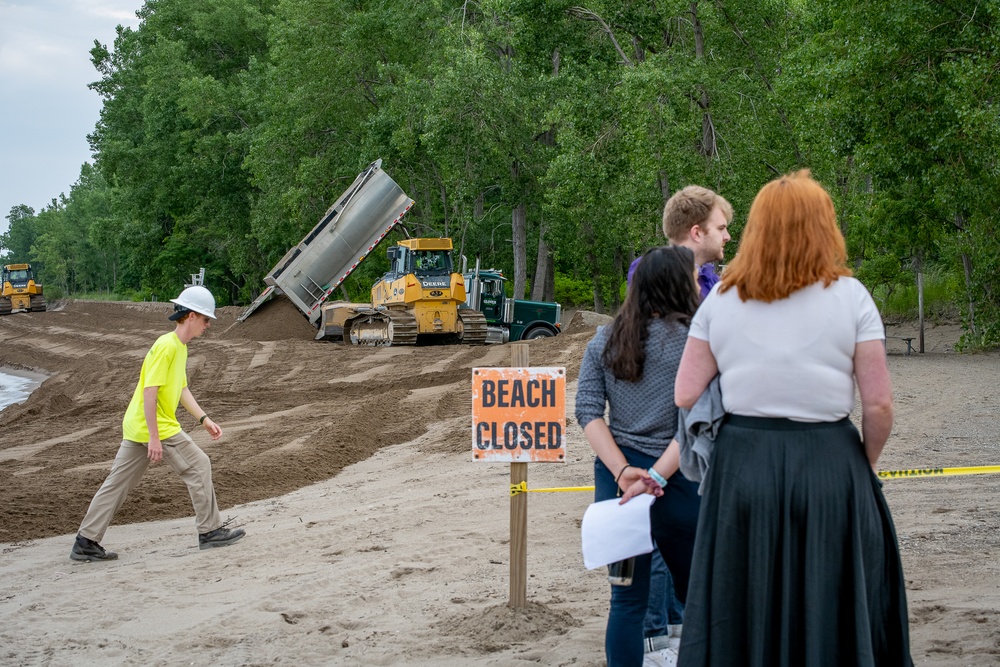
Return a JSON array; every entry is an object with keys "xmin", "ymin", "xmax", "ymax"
[
  {"xmin": 645, "ymin": 550, "xmax": 685, "ymax": 637},
  {"xmin": 595, "ymin": 449, "xmax": 700, "ymax": 667}
]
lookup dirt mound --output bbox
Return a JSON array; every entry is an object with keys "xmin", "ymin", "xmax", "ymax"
[
  {"xmin": 444, "ymin": 601, "xmax": 582, "ymax": 651},
  {"xmin": 564, "ymin": 310, "xmax": 612, "ymax": 334},
  {"xmin": 219, "ymin": 294, "xmax": 319, "ymax": 341},
  {"xmin": 0, "ymin": 299, "xmax": 587, "ymax": 542}
]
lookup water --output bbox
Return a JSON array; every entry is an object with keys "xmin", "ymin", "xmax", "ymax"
[{"xmin": 0, "ymin": 370, "xmax": 43, "ymax": 411}]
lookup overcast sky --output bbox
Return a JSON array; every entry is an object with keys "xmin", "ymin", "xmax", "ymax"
[{"xmin": 0, "ymin": 0, "xmax": 142, "ymax": 235}]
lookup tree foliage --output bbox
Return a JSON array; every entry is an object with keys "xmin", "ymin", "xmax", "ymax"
[{"xmin": 4, "ymin": 0, "xmax": 998, "ymax": 345}]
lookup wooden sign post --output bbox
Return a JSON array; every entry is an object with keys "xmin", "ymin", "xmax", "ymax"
[
  {"xmin": 509, "ymin": 344, "xmax": 530, "ymax": 609},
  {"xmin": 471, "ymin": 343, "xmax": 566, "ymax": 608}
]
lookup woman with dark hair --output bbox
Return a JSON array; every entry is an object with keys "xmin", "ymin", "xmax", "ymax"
[
  {"xmin": 575, "ymin": 245, "xmax": 703, "ymax": 667},
  {"xmin": 674, "ymin": 171, "xmax": 911, "ymax": 666}
]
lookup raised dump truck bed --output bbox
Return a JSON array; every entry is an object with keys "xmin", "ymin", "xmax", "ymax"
[{"xmin": 239, "ymin": 159, "xmax": 414, "ymax": 324}]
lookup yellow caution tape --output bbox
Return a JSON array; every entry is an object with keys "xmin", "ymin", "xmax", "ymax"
[
  {"xmin": 877, "ymin": 465, "xmax": 1000, "ymax": 479},
  {"xmin": 510, "ymin": 482, "xmax": 595, "ymax": 496},
  {"xmin": 509, "ymin": 465, "xmax": 1000, "ymax": 495}
]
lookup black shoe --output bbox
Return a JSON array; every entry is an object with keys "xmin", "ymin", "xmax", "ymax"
[
  {"xmin": 70, "ymin": 534, "xmax": 118, "ymax": 562},
  {"xmin": 198, "ymin": 526, "xmax": 246, "ymax": 550}
]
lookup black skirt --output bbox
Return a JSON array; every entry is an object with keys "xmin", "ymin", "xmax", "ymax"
[{"xmin": 678, "ymin": 416, "xmax": 912, "ymax": 667}]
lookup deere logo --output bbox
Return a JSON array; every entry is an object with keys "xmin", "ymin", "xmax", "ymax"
[{"xmin": 429, "ymin": 290, "xmax": 443, "ymax": 297}]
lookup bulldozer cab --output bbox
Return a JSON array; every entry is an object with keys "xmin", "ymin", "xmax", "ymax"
[
  {"xmin": 385, "ymin": 244, "xmax": 454, "ymax": 279},
  {"xmin": 3, "ymin": 265, "xmax": 32, "ymax": 287},
  {"xmin": 413, "ymin": 249, "xmax": 450, "ymax": 274}
]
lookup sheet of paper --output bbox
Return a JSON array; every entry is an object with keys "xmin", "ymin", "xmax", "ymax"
[{"xmin": 580, "ymin": 494, "xmax": 655, "ymax": 570}]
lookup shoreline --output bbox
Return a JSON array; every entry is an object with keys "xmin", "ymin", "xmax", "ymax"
[{"xmin": 0, "ymin": 366, "xmax": 49, "ymax": 412}]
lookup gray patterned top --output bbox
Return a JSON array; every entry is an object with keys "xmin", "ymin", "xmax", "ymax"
[{"xmin": 575, "ymin": 318, "xmax": 688, "ymax": 458}]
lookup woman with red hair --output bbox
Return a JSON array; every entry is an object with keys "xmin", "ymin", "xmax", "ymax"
[{"xmin": 674, "ymin": 171, "xmax": 911, "ymax": 666}]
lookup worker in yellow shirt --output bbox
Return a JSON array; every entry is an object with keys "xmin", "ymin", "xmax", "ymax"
[{"xmin": 71, "ymin": 285, "xmax": 245, "ymax": 561}]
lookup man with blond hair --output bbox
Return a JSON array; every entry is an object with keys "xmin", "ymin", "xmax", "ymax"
[
  {"xmin": 626, "ymin": 185, "xmax": 732, "ymax": 664},
  {"xmin": 628, "ymin": 185, "xmax": 733, "ymax": 299}
]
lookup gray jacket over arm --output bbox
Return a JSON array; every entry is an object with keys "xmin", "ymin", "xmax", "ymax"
[{"xmin": 676, "ymin": 375, "xmax": 724, "ymax": 494}]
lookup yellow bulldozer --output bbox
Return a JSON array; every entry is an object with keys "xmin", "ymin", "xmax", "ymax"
[
  {"xmin": 0, "ymin": 263, "xmax": 46, "ymax": 315},
  {"xmin": 319, "ymin": 237, "xmax": 487, "ymax": 345}
]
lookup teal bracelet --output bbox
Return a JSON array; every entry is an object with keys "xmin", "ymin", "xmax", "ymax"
[{"xmin": 648, "ymin": 468, "xmax": 668, "ymax": 488}]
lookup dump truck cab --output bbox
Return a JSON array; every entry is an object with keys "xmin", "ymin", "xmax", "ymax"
[{"xmin": 464, "ymin": 268, "xmax": 561, "ymax": 343}]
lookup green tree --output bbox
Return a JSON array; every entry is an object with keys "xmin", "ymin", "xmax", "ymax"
[
  {"xmin": 244, "ymin": 0, "xmax": 453, "ymax": 278},
  {"xmin": 540, "ymin": 0, "xmax": 804, "ymax": 310},
  {"xmin": 1, "ymin": 205, "xmax": 38, "ymax": 263},
  {"xmin": 89, "ymin": 0, "xmax": 275, "ymax": 302},
  {"xmin": 783, "ymin": 0, "xmax": 1000, "ymax": 345}
]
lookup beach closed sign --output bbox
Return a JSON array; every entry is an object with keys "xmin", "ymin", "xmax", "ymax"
[{"xmin": 471, "ymin": 367, "xmax": 566, "ymax": 462}]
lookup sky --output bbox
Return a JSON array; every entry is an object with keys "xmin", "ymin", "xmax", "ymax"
[{"xmin": 0, "ymin": 0, "xmax": 142, "ymax": 235}]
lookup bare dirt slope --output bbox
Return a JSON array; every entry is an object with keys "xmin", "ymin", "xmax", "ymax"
[
  {"xmin": 0, "ymin": 298, "xmax": 587, "ymax": 543},
  {"xmin": 0, "ymin": 301, "xmax": 998, "ymax": 665}
]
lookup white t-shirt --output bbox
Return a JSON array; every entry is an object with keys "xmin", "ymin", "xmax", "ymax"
[{"xmin": 689, "ymin": 277, "xmax": 884, "ymax": 422}]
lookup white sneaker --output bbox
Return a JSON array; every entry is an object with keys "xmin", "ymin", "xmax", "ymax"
[{"xmin": 643, "ymin": 645, "xmax": 678, "ymax": 667}]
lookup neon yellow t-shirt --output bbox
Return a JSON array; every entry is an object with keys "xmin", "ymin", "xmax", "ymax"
[{"xmin": 122, "ymin": 332, "xmax": 188, "ymax": 442}]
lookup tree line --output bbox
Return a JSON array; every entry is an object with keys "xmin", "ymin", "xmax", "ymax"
[{"xmin": 3, "ymin": 0, "xmax": 997, "ymax": 347}]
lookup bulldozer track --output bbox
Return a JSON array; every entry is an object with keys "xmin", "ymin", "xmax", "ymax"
[
  {"xmin": 348, "ymin": 309, "xmax": 418, "ymax": 346},
  {"xmin": 387, "ymin": 310, "xmax": 418, "ymax": 346},
  {"xmin": 457, "ymin": 309, "xmax": 488, "ymax": 345}
]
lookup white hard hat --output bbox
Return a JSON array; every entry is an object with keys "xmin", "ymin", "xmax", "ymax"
[{"xmin": 169, "ymin": 285, "xmax": 217, "ymax": 320}]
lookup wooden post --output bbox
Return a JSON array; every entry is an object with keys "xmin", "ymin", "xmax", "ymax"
[
  {"xmin": 509, "ymin": 342, "xmax": 529, "ymax": 608},
  {"xmin": 917, "ymin": 268, "xmax": 925, "ymax": 353}
]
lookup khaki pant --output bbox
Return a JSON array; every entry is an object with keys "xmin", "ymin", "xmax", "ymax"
[{"xmin": 78, "ymin": 431, "xmax": 222, "ymax": 542}]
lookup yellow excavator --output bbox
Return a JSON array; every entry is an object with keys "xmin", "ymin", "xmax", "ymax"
[{"xmin": 0, "ymin": 263, "xmax": 46, "ymax": 315}]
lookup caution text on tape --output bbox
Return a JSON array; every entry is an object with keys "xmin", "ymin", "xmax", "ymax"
[{"xmin": 509, "ymin": 464, "xmax": 1000, "ymax": 494}]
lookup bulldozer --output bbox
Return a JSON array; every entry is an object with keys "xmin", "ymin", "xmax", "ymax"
[
  {"xmin": 319, "ymin": 237, "xmax": 487, "ymax": 345},
  {"xmin": 0, "ymin": 263, "xmax": 46, "ymax": 315}
]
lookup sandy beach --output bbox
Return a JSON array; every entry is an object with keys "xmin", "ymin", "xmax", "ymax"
[{"xmin": 1, "ymin": 301, "xmax": 998, "ymax": 665}]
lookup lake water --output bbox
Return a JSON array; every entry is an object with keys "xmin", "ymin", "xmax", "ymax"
[{"xmin": 0, "ymin": 369, "xmax": 45, "ymax": 411}]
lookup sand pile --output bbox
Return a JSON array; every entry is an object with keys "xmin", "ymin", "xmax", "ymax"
[
  {"xmin": 219, "ymin": 293, "xmax": 320, "ymax": 341},
  {"xmin": 564, "ymin": 310, "xmax": 612, "ymax": 333}
]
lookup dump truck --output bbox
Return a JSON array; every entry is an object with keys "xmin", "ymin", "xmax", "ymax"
[
  {"xmin": 0, "ymin": 263, "xmax": 46, "ymax": 315},
  {"xmin": 239, "ymin": 159, "xmax": 414, "ymax": 326},
  {"xmin": 239, "ymin": 159, "xmax": 561, "ymax": 345}
]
